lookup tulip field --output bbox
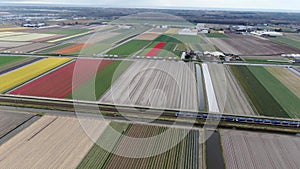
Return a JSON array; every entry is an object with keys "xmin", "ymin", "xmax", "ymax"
[
  {"xmin": 146, "ymin": 42, "xmax": 167, "ymax": 56},
  {"xmin": 10, "ymin": 59, "xmax": 113, "ymax": 98},
  {"xmin": 0, "ymin": 57, "xmax": 72, "ymax": 93}
]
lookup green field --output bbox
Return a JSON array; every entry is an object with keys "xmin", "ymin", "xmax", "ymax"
[
  {"xmin": 0, "ymin": 56, "xmax": 25, "ymax": 67},
  {"xmin": 138, "ymin": 41, "xmax": 184, "ymax": 57},
  {"xmin": 77, "ymin": 122, "xmax": 130, "ymax": 169},
  {"xmin": 188, "ymin": 43, "xmax": 203, "ymax": 51},
  {"xmin": 38, "ymin": 43, "xmax": 74, "ymax": 54},
  {"xmin": 154, "ymin": 35, "xmax": 182, "ymax": 43},
  {"xmin": 248, "ymin": 66, "xmax": 300, "ymax": 118},
  {"xmin": 230, "ymin": 65, "xmax": 289, "ymax": 118},
  {"xmin": 150, "ymin": 35, "xmax": 189, "ymax": 57},
  {"xmin": 167, "ymin": 34, "xmax": 204, "ymax": 44},
  {"xmin": 138, "ymin": 42, "xmax": 160, "ymax": 56},
  {"xmin": 106, "ymin": 40, "xmax": 151, "ymax": 57},
  {"xmin": 205, "ymin": 33, "xmax": 229, "ymax": 38},
  {"xmin": 271, "ymin": 36, "xmax": 300, "ymax": 50},
  {"xmin": 152, "ymin": 34, "xmax": 205, "ymax": 54},
  {"xmin": 157, "ymin": 42, "xmax": 182, "ymax": 57},
  {"xmin": 46, "ymin": 29, "xmax": 90, "ymax": 35},
  {"xmin": 68, "ymin": 60, "xmax": 132, "ymax": 100},
  {"xmin": 78, "ymin": 122, "xmax": 199, "ymax": 169}
]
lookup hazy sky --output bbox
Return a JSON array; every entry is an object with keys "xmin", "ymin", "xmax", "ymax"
[{"xmin": 3, "ymin": 0, "xmax": 300, "ymax": 11}]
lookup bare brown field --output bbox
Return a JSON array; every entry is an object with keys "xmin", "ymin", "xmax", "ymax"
[
  {"xmin": 266, "ymin": 67, "xmax": 300, "ymax": 99},
  {"xmin": 135, "ymin": 32, "xmax": 160, "ymax": 40},
  {"xmin": 0, "ymin": 41, "xmax": 31, "ymax": 48},
  {"xmin": 100, "ymin": 61, "xmax": 198, "ymax": 111},
  {"xmin": 209, "ymin": 34, "xmax": 300, "ymax": 56},
  {"xmin": 7, "ymin": 42, "xmax": 54, "ymax": 53},
  {"xmin": 208, "ymin": 64, "xmax": 255, "ymax": 115},
  {"xmin": 0, "ymin": 116, "xmax": 108, "ymax": 168},
  {"xmin": 220, "ymin": 129, "xmax": 300, "ymax": 169},
  {"xmin": 0, "ymin": 111, "xmax": 33, "ymax": 138}
]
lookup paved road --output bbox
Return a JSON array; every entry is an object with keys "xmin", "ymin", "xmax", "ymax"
[{"xmin": 1, "ymin": 53, "xmax": 298, "ymax": 67}]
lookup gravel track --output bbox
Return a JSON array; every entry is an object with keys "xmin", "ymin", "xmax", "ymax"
[
  {"xmin": 100, "ymin": 61, "xmax": 198, "ymax": 111},
  {"xmin": 202, "ymin": 63, "xmax": 219, "ymax": 113}
]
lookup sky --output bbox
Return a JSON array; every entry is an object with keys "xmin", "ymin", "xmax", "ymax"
[{"xmin": 2, "ymin": 0, "xmax": 300, "ymax": 12}]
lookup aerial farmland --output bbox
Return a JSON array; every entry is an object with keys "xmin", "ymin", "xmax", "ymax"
[
  {"xmin": 0, "ymin": 4, "xmax": 299, "ymax": 169},
  {"xmin": 99, "ymin": 61, "xmax": 199, "ymax": 111}
]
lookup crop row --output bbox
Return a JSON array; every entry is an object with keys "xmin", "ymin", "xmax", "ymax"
[
  {"xmin": 230, "ymin": 65, "xmax": 289, "ymax": 118},
  {"xmin": 248, "ymin": 66, "xmax": 300, "ymax": 118},
  {"xmin": 100, "ymin": 61, "xmax": 199, "ymax": 111},
  {"xmin": 78, "ymin": 122, "xmax": 199, "ymax": 169}
]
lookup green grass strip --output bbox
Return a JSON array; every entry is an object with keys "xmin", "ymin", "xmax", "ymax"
[
  {"xmin": 230, "ymin": 65, "xmax": 289, "ymax": 118},
  {"xmin": 77, "ymin": 122, "xmax": 130, "ymax": 169},
  {"xmin": 106, "ymin": 40, "xmax": 151, "ymax": 57},
  {"xmin": 154, "ymin": 35, "xmax": 182, "ymax": 43},
  {"xmin": 248, "ymin": 66, "xmax": 300, "ymax": 118},
  {"xmin": 0, "ymin": 56, "xmax": 25, "ymax": 67}
]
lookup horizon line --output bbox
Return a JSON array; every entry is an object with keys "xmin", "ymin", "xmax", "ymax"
[{"xmin": 0, "ymin": 3, "xmax": 300, "ymax": 13}]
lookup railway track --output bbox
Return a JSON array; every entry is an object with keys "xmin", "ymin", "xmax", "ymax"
[{"xmin": 0, "ymin": 94, "xmax": 299, "ymax": 131}]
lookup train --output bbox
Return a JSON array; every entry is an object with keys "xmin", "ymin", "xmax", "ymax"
[{"xmin": 175, "ymin": 112, "xmax": 300, "ymax": 128}]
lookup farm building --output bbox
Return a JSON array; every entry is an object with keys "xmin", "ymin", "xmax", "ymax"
[
  {"xmin": 204, "ymin": 51, "xmax": 225, "ymax": 57},
  {"xmin": 251, "ymin": 31, "xmax": 283, "ymax": 37}
]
